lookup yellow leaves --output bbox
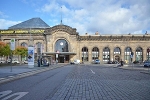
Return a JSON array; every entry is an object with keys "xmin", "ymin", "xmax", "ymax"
[{"xmin": 13, "ymin": 46, "xmax": 28, "ymax": 57}]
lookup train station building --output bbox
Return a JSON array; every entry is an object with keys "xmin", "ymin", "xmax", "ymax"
[{"xmin": 0, "ymin": 17, "xmax": 150, "ymax": 64}]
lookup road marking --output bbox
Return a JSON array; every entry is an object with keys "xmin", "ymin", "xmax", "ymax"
[
  {"xmin": 90, "ymin": 69, "xmax": 95, "ymax": 74},
  {"xmin": 0, "ymin": 90, "xmax": 12, "ymax": 98},
  {"xmin": 0, "ymin": 78, "xmax": 5, "ymax": 80},
  {"xmin": 0, "ymin": 90, "xmax": 28, "ymax": 100}
]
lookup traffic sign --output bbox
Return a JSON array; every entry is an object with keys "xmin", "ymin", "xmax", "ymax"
[{"xmin": 10, "ymin": 38, "xmax": 15, "ymax": 50}]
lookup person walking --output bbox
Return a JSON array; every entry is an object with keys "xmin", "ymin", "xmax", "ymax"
[{"xmin": 120, "ymin": 59, "xmax": 123, "ymax": 66}]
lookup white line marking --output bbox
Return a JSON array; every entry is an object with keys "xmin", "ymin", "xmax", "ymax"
[
  {"xmin": 90, "ymin": 69, "xmax": 95, "ymax": 74},
  {"xmin": 2, "ymin": 92, "xmax": 28, "ymax": 100},
  {"xmin": 0, "ymin": 78, "xmax": 5, "ymax": 80}
]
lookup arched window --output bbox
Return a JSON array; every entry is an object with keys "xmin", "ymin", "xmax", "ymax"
[
  {"xmin": 82, "ymin": 47, "xmax": 88, "ymax": 61},
  {"xmin": 136, "ymin": 47, "xmax": 143, "ymax": 62},
  {"xmin": 103, "ymin": 47, "xmax": 110, "ymax": 63},
  {"xmin": 21, "ymin": 42, "xmax": 28, "ymax": 48},
  {"xmin": 92, "ymin": 47, "xmax": 99, "ymax": 60},
  {"xmin": 55, "ymin": 39, "xmax": 68, "ymax": 52},
  {"xmin": 114, "ymin": 47, "xmax": 121, "ymax": 62},
  {"xmin": 114, "ymin": 47, "xmax": 121, "ymax": 54},
  {"xmin": 125, "ymin": 47, "xmax": 132, "ymax": 63},
  {"xmin": 36, "ymin": 42, "xmax": 42, "ymax": 55}
]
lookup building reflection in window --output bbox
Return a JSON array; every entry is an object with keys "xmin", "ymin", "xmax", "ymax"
[
  {"xmin": 55, "ymin": 39, "xmax": 68, "ymax": 52},
  {"xmin": 103, "ymin": 47, "xmax": 110, "ymax": 63},
  {"xmin": 82, "ymin": 47, "xmax": 88, "ymax": 62},
  {"xmin": 125, "ymin": 47, "xmax": 132, "ymax": 63},
  {"xmin": 136, "ymin": 47, "xmax": 143, "ymax": 62},
  {"xmin": 92, "ymin": 47, "xmax": 99, "ymax": 60}
]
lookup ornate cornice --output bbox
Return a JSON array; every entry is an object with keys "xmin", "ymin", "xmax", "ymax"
[
  {"xmin": 45, "ymin": 25, "xmax": 79, "ymax": 35},
  {"xmin": 77, "ymin": 35, "xmax": 150, "ymax": 41}
]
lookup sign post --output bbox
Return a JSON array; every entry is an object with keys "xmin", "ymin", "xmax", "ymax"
[
  {"xmin": 131, "ymin": 52, "xmax": 134, "ymax": 69},
  {"xmin": 10, "ymin": 39, "xmax": 15, "ymax": 72}
]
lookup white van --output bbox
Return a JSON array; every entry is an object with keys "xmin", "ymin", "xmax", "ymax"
[{"xmin": 74, "ymin": 59, "xmax": 80, "ymax": 64}]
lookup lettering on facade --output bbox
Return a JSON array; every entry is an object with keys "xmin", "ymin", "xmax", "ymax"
[{"xmin": 0, "ymin": 30, "xmax": 45, "ymax": 34}]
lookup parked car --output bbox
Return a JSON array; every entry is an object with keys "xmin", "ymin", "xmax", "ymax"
[
  {"xmin": 12, "ymin": 60, "xmax": 20, "ymax": 64},
  {"xmin": 42, "ymin": 59, "xmax": 49, "ymax": 66},
  {"xmin": 144, "ymin": 60, "xmax": 150, "ymax": 67},
  {"xmin": 0, "ymin": 60, "xmax": 6, "ymax": 63},
  {"xmin": 23, "ymin": 60, "xmax": 28, "ymax": 64},
  {"xmin": 133, "ymin": 60, "xmax": 139, "ymax": 64},
  {"xmin": 92, "ymin": 59, "xmax": 100, "ymax": 64},
  {"xmin": 107, "ymin": 61, "xmax": 113, "ymax": 64},
  {"xmin": 112, "ymin": 60, "xmax": 119, "ymax": 64},
  {"xmin": 43, "ymin": 61, "xmax": 49, "ymax": 66},
  {"xmin": 7, "ymin": 59, "xmax": 11, "ymax": 63},
  {"xmin": 70, "ymin": 59, "xmax": 80, "ymax": 64}
]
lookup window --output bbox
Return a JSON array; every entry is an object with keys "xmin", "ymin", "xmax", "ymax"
[
  {"xmin": 103, "ymin": 47, "xmax": 110, "ymax": 63},
  {"xmin": 114, "ymin": 47, "xmax": 121, "ymax": 54},
  {"xmin": 82, "ymin": 47, "xmax": 88, "ymax": 61},
  {"xmin": 125, "ymin": 47, "xmax": 132, "ymax": 63},
  {"xmin": 21, "ymin": 42, "xmax": 28, "ymax": 47},
  {"xmin": 55, "ymin": 39, "xmax": 68, "ymax": 52},
  {"xmin": 92, "ymin": 47, "xmax": 99, "ymax": 60}
]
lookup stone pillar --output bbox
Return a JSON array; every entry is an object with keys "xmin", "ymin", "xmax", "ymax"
[
  {"xmin": 16, "ymin": 39, "xmax": 19, "ymax": 47},
  {"xmin": 132, "ymin": 48, "xmax": 136, "ymax": 62},
  {"xmin": 121, "ymin": 47, "xmax": 125, "ymax": 61},
  {"xmin": 99, "ymin": 48, "xmax": 103, "ymax": 64},
  {"xmin": 110, "ymin": 48, "xmax": 114, "ymax": 61},
  {"xmin": 88, "ymin": 48, "xmax": 92, "ymax": 63},
  {"xmin": 143, "ymin": 48, "xmax": 147, "ymax": 61}
]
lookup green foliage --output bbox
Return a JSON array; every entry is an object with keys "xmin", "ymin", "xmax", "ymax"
[
  {"xmin": 13, "ymin": 46, "xmax": 28, "ymax": 57},
  {"xmin": 0, "ymin": 41, "xmax": 11, "ymax": 56}
]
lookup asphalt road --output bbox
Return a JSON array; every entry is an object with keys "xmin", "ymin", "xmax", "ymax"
[
  {"xmin": 0, "ymin": 65, "xmax": 75, "ymax": 100},
  {"xmin": 0, "ymin": 64, "xmax": 150, "ymax": 100}
]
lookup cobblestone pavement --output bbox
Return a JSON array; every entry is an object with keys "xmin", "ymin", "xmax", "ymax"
[{"xmin": 49, "ymin": 65, "xmax": 150, "ymax": 100}]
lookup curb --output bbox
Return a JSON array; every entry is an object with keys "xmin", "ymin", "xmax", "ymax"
[
  {"xmin": 0, "ymin": 65, "xmax": 64, "ymax": 85},
  {"xmin": 115, "ymin": 66, "xmax": 150, "ymax": 75}
]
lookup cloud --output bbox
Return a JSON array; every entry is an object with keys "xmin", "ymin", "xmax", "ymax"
[
  {"xmin": 0, "ymin": 11, "xmax": 9, "ymax": 18},
  {"xmin": 0, "ymin": 19, "xmax": 21, "ymax": 29},
  {"xmin": 37, "ymin": 0, "xmax": 150, "ymax": 35},
  {"xmin": 2, "ymin": 0, "xmax": 149, "ymax": 35}
]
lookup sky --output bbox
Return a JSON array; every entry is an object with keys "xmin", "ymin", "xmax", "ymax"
[{"xmin": 0, "ymin": 0, "xmax": 150, "ymax": 35}]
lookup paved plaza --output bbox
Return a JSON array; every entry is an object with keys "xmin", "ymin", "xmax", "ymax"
[
  {"xmin": 50, "ymin": 65, "xmax": 150, "ymax": 100},
  {"xmin": 0, "ymin": 64, "xmax": 150, "ymax": 100}
]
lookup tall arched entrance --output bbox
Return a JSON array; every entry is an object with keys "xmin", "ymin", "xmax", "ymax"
[
  {"xmin": 55, "ymin": 39, "xmax": 70, "ymax": 63},
  {"xmin": 114, "ymin": 47, "xmax": 121, "ymax": 62}
]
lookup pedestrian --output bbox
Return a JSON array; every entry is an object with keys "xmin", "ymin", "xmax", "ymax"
[
  {"xmin": 120, "ymin": 59, "xmax": 123, "ymax": 66},
  {"xmin": 38, "ymin": 59, "xmax": 40, "ymax": 67}
]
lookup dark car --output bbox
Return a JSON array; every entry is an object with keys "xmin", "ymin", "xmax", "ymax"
[
  {"xmin": 107, "ymin": 61, "xmax": 113, "ymax": 64},
  {"xmin": 112, "ymin": 60, "xmax": 120, "ymax": 64},
  {"xmin": 43, "ymin": 59, "xmax": 49, "ymax": 66},
  {"xmin": 144, "ymin": 60, "xmax": 150, "ymax": 67}
]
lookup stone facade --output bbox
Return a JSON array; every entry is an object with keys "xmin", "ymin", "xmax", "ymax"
[{"xmin": 0, "ymin": 24, "xmax": 150, "ymax": 64}]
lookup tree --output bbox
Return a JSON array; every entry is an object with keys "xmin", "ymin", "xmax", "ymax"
[
  {"xmin": 13, "ymin": 46, "xmax": 28, "ymax": 63},
  {"xmin": 0, "ymin": 41, "xmax": 11, "ymax": 56}
]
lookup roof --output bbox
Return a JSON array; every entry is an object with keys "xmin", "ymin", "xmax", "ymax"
[{"xmin": 9, "ymin": 18, "xmax": 50, "ymax": 29}]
